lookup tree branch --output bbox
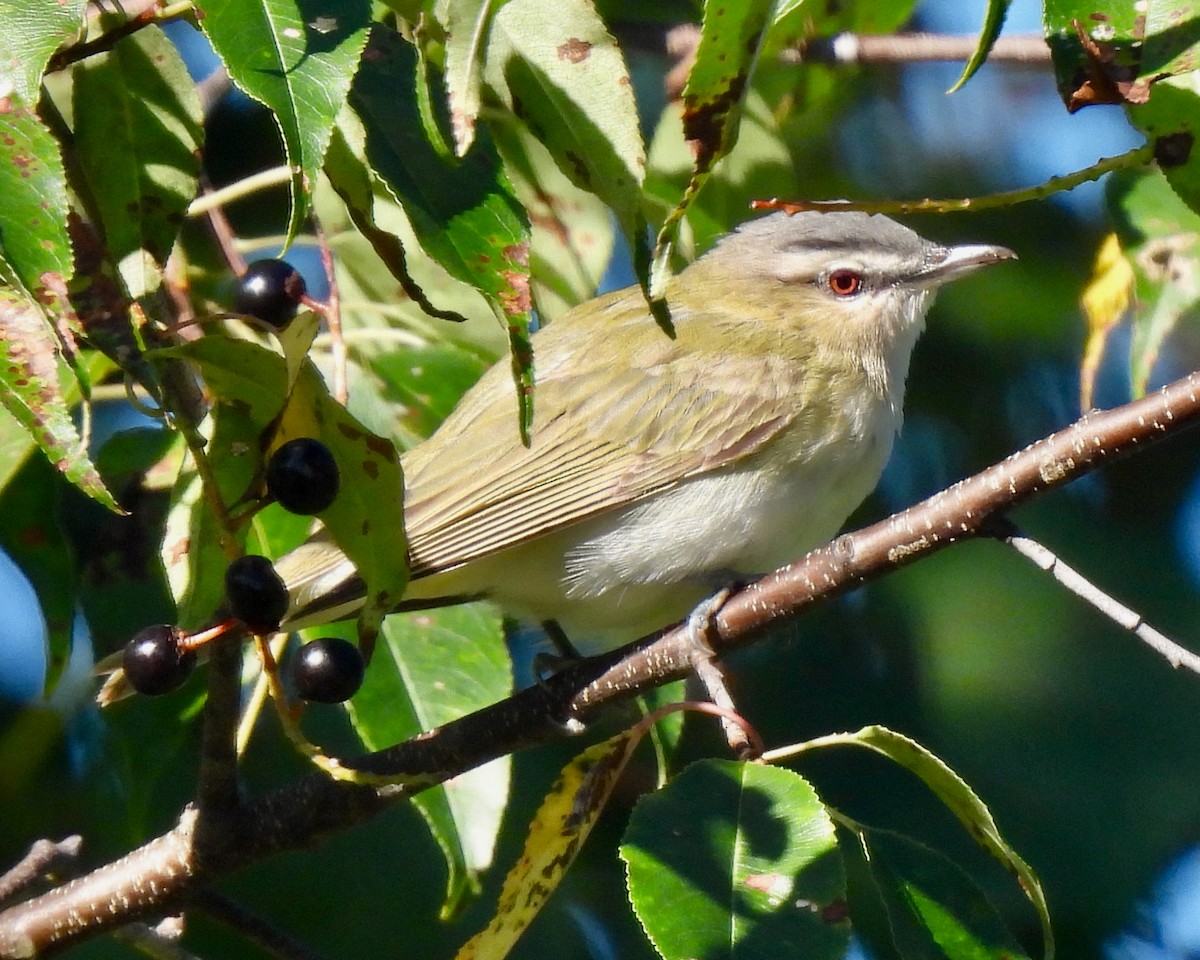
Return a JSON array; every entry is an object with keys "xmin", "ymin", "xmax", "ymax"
[
  {"xmin": 4, "ymin": 372, "xmax": 1200, "ymax": 957},
  {"xmin": 0, "ymin": 838, "xmax": 81, "ymax": 905},
  {"xmin": 989, "ymin": 519, "xmax": 1200, "ymax": 672},
  {"xmin": 792, "ymin": 32, "xmax": 1051, "ymax": 67},
  {"xmin": 45, "ymin": 2, "xmax": 196, "ymax": 74},
  {"xmin": 193, "ymin": 890, "xmax": 333, "ymax": 960}
]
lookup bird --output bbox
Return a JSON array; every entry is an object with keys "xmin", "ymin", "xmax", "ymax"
[{"xmin": 274, "ymin": 210, "xmax": 1015, "ymax": 656}]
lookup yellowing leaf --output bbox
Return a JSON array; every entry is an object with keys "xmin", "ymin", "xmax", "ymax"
[
  {"xmin": 0, "ymin": 287, "xmax": 117, "ymax": 511},
  {"xmin": 277, "ymin": 362, "xmax": 407, "ymax": 650},
  {"xmin": 455, "ymin": 730, "xmax": 640, "ymax": 960},
  {"xmin": 1079, "ymin": 233, "xmax": 1133, "ymax": 410},
  {"xmin": 275, "ymin": 310, "xmax": 321, "ymax": 389}
]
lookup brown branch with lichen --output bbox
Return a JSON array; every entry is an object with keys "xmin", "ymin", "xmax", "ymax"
[{"xmin": 3, "ymin": 370, "xmax": 1200, "ymax": 958}]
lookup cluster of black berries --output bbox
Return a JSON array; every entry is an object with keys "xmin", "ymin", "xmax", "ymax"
[{"xmin": 121, "ymin": 262, "xmax": 364, "ymax": 704}]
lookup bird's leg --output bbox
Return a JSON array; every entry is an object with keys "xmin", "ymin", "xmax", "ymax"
[
  {"xmin": 531, "ymin": 620, "xmax": 588, "ymax": 734},
  {"xmin": 541, "ymin": 619, "xmax": 582, "ymax": 660},
  {"xmin": 529, "ymin": 619, "xmax": 583, "ymax": 685},
  {"xmin": 683, "ymin": 586, "xmax": 757, "ymax": 760}
]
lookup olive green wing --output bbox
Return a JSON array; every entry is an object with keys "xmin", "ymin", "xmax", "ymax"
[{"xmin": 402, "ymin": 330, "xmax": 802, "ymax": 577}]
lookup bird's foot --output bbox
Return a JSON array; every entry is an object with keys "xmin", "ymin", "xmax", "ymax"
[
  {"xmin": 683, "ymin": 587, "xmax": 757, "ymax": 760},
  {"xmin": 532, "ymin": 620, "xmax": 588, "ymax": 735}
]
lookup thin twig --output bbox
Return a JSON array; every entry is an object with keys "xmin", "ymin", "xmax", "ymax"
[
  {"xmin": 145, "ymin": 300, "xmax": 246, "ymax": 820},
  {"xmin": 792, "ymin": 32, "xmax": 1051, "ymax": 66},
  {"xmin": 0, "ymin": 838, "xmax": 82, "ymax": 904},
  {"xmin": 308, "ymin": 213, "xmax": 348, "ymax": 404},
  {"xmin": 656, "ymin": 28, "xmax": 1051, "ymax": 97},
  {"xmin": 986, "ymin": 518, "xmax": 1200, "ymax": 674},
  {"xmin": 199, "ymin": 174, "xmax": 248, "ymax": 278},
  {"xmin": 753, "ymin": 143, "xmax": 1155, "ymax": 216},
  {"xmin": 112, "ymin": 918, "xmax": 198, "ymax": 960},
  {"xmin": 187, "ymin": 168, "xmax": 294, "ymax": 219},
  {"xmin": 194, "ymin": 890, "xmax": 333, "ymax": 960},
  {"xmin": 195, "ymin": 66, "xmax": 232, "ymax": 116},
  {"xmin": 196, "ymin": 633, "xmax": 246, "ymax": 816},
  {"xmin": 236, "ymin": 634, "xmax": 287, "ymax": 757},
  {"xmin": 46, "ymin": 1, "xmax": 196, "ymax": 73}
]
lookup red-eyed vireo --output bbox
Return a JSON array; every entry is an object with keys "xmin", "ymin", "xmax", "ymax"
[{"xmin": 277, "ymin": 210, "xmax": 1015, "ymax": 654}]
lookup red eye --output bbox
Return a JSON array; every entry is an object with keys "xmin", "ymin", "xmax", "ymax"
[{"xmin": 827, "ymin": 269, "xmax": 863, "ymax": 297}]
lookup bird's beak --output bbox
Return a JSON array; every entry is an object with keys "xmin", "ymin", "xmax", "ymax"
[{"xmin": 916, "ymin": 243, "xmax": 1017, "ymax": 287}]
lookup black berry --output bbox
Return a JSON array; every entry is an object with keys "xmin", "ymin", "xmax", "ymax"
[
  {"xmin": 292, "ymin": 637, "xmax": 365, "ymax": 704},
  {"xmin": 123, "ymin": 625, "xmax": 196, "ymax": 696},
  {"xmin": 224, "ymin": 554, "xmax": 289, "ymax": 635},
  {"xmin": 235, "ymin": 259, "xmax": 307, "ymax": 330},
  {"xmin": 266, "ymin": 438, "xmax": 340, "ymax": 515}
]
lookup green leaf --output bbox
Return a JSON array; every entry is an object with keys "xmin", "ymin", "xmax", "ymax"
[
  {"xmin": 439, "ymin": 0, "xmax": 506, "ymax": 155},
  {"xmin": 652, "ymin": 0, "xmax": 774, "ymax": 297},
  {"xmin": 0, "ymin": 0, "xmax": 85, "ymax": 102},
  {"xmin": 64, "ymin": 221, "xmax": 155, "ymax": 385},
  {"xmin": 803, "ymin": 726, "xmax": 1054, "ymax": 960},
  {"xmin": 644, "ymin": 90, "xmax": 798, "ymax": 257},
  {"xmin": 470, "ymin": 0, "xmax": 649, "ymax": 295},
  {"xmin": 949, "ymin": 0, "xmax": 1012, "ymax": 92},
  {"xmin": 95, "ymin": 424, "xmax": 177, "ymax": 490},
  {"xmin": 372, "ymin": 344, "xmax": 488, "ymax": 439},
  {"xmin": 160, "ymin": 464, "xmax": 217, "ymax": 633},
  {"xmin": 772, "ymin": 0, "xmax": 917, "ymax": 31},
  {"xmin": 197, "ymin": 0, "xmax": 371, "ymax": 243},
  {"xmin": 247, "ymin": 500, "xmax": 316, "ymax": 564},
  {"xmin": 324, "ymin": 38, "xmax": 492, "ymax": 331},
  {"xmin": 150, "ymin": 337, "xmax": 289, "ymax": 426},
  {"xmin": 481, "ymin": 0, "xmax": 644, "ymax": 215},
  {"xmin": 1122, "ymin": 2, "xmax": 1200, "ymax": 213},
  {"xmin": 281, "ymin": 361, "xmax": 407, "ymax": 645},
  {"xmin": 161, "ymin": 417, "xmax": 245, "ymax": 629},
  {"xmin": 488, "ymin": 119, "xmax": 615, "ymax": 322},
  {"xmin": 346, "ymin": 604, "xmax": 510, "ymax": 916},
  {"xmin": 621, "ymin": 760, "xmax": 848, "ymax": 960},
  {"xmin": 1107, "ymin": 169, "xmax": 1200, "ymax": 396},
  {"xmin": 1042, "ymin": 0, "xmax": 1142, "ymax": 109},
  {"xmin": 334, "ymin": 26, "xmax": 533, "ymax": 433},
  {"xmin": 150, "ymin": 338, "xmax": 290, "ymax": 627},
  {"xmin": 1128, "ymin": 77, "xmax": 1200, "ymax": 215},
  {"xmin": 681, "ymin": 0, "xmax": 774, "ymax": 180},
  {"xmin": 0, "ymin": 351, "xmax": 113, "ymax": 505},
  {"xmin": 311, "ymin": 180, "xmax": 502, "ymax": 378},
  {"xmin": 0, "ymin": 402, "xmax": 36, "ymax": 497},
  {"xmin": 1044, "ymin": 0, "xmax": 1200, "ymax": 185},
  {"xmin": 324, "ymin": 124, "xmax": 451, "ymax": 320},
  {"xmin": 342, "ymin": 28, "xmax": 530, "ymax": 307},
  {"xmin": 71, "ymin": 24, "xmax": 203, "ymax": 301},
  {"xmin": 0, "ymin": 288, "xmax": 117, "ymax": 511},
  {"xmin": 1139, "ymin": 0, "xmax": 1200, "ymax": 80},
  {"xmin": 851, "ymin": 827, "xmax": 1032, "ymax": 960},
  {"xmin": 0, "ymin": 96, "xmax": 72, "ymax": 295}
]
